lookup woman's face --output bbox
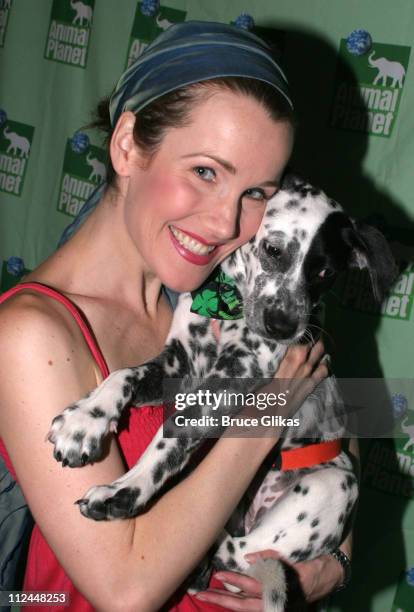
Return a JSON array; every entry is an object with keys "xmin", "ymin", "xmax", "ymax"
[{"xmin": 123, "ymin": 90, "xmax": 294, "ymax": 292}]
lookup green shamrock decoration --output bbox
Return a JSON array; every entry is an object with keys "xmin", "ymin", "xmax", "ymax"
[
  {"xmin": 190, "ymin": 267, "xmax": 243, "ymax": 320},
  {"xmin": 191, "ymin": 289, "xmax": 219, "ymax": 317}
]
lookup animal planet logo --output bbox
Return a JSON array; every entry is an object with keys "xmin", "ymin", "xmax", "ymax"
[
  {"xmin": 0, "ymin": 120, "xmax": 34, "ymax": 196},
  {"xmin": 363, "ymin": 396, "xmax": 414, "ymax": 499},
  {"xmin": 0, "ymin": 0, "xmax": 12, "ymax": 47},
  {"xmin": 57, "ymin": 140, "xmax": 106, "ymax": 217},
  {"xmin": 362, "ymin": 436, "xmax": 414, "ymax": 499},
  {"xmin": 126, "ymin": 3, "xmax": 186, "ymax": 68},
  {"xmin": 331, "ymin": 41, "xmax": 411, "ymax": 137},
  {"xmin": 394, "ymin": 406, "xmax": 414, "ymax": 490},
  {"xmin": 341, "ymin": 228, "xmax": 414, "ymax": 322},
  {"xmin": 45, "ymin": 0, "xmax": 94, "ymax": 68}
]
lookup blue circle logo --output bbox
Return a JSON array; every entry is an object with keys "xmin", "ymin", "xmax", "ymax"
[
  {"xmin": 70, "ymin": 132, "xmax": 90, "ymax": 154},
  {"xmin": 346, "ymin": 29, "xmax": 372, "ymax": 56},
  {"xmin": 234, "ymin": 13, "xmax": 255, "ymax": 31}
]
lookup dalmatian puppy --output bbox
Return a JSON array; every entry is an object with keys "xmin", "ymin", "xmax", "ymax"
[{"xmin": 48, "ymin": 174, "xmax": 396, "ymax": 611}]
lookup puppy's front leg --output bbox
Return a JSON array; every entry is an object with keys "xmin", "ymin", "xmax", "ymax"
[
  {"xmin": 47, "ymin": 341, "xmax": 194, "ymax": 468},
  {"xmin": 75, "ymin": 426, "xmax": 200, "ymax": 520},
  {"xmin": 47, "ymin": 296, "xmax": 213, "ymax": 468}
]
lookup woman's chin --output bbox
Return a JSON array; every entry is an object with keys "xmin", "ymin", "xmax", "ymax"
[
  {"xmin": 157, "ymin": 260, "xmax": 216, "ymax": 293},
  {"xmin": 161, "ymin": 273, "xmax": 213, "ymax": 294}
]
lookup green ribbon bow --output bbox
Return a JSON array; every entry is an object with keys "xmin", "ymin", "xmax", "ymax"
[{"xmin": 190, "ymin": 268, "xmax": 243, "ymax": 320}]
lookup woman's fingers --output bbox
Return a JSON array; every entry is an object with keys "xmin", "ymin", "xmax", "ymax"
[
  {"xmin": 276, "ymin": 344, "xmax": 310, "ymax": 378},
  {"xmin": 244, "ymin": 549, "xmax": 282, "ymax": 564},
  {"xmin": 265, "ymin": 340, "xmax": 328, "ymax": 417},
  {"xmin": 194, "ymin": 568, "xmax": 266, "ymax": 609},
  {"xmin": 213, "ymin": 571, "xmax": 263, "ymax": 596},
  {"xmin": 305, "ymin": 339, "xmax": 326, "ymax": 370},
  {"xmin": 195, "ymin": 588, "xmax": 262, "ymax": 610},
  {"xmin": 311, "ymin": 360, "xmax": 329, "ymax": 384}
]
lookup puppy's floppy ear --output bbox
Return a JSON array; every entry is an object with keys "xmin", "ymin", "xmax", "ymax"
[
  {"xmin": 342, "ymin": 220, "xmax": 398, "ymax": 302},
  {"xmin": 280, "ymin": 171, "xmax": 305, "ymax": 191}
]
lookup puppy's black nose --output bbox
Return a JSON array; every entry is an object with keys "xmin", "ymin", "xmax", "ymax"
[{"xmin": 264, "ymin": 309, "xmax": 298, "ymax": 340}]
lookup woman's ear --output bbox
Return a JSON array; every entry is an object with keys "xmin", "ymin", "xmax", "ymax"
[{"xmin": 109, "ymin": 111, "xmax": 141, "ymax": 177}]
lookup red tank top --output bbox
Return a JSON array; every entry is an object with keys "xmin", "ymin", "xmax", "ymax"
[{"xmin": 0, "ymin": 282, "xmax": 224, "ymax": 611}]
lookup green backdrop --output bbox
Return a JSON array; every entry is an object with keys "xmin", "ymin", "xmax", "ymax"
[{"xmin": 1, "ymin": 1, "xmax": 414, "ymax": 610}]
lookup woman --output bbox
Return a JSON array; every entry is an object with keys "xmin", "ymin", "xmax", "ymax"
[{"xmin": 0, "ymin": 22, "xmax": 350, "ymax": 611}]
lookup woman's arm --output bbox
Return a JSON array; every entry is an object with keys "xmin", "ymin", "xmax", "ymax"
[{"xmin": 0, "ymin": 295, "xmax": 326, "ymax": 612}]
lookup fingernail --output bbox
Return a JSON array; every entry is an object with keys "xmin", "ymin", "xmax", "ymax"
[
  {"xmin": 244, "ymin": 553, "xmax": 256, "ymax": 563},
  {"xmin": 195, "ymin": 594, "xmax": 207, "ymax": 601},
  {"xmin": 214, "ymin": 573, "xmax": 225, "ymax": 580}
]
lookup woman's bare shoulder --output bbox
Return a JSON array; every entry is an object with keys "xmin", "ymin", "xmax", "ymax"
[
  {"xmin": 0, "ymin": 288, "xmax": 80, "ymax": 338},
  {"xmin": 0, "ymin": 289, "xmax": 99, "ymax": 414}
]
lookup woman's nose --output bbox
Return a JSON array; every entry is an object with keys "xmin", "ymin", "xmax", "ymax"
[{"xmin": 204, "ymin": 197, "xmax": 240, "ymax": 242}]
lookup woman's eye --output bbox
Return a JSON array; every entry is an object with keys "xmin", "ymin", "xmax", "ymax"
[
  {"xmin": 243, "ymin": 188, "xmax": 267, "ymax": 201},
  {"xmin": 193, "ymin": 166, "xmax": 216, "ymax": 181}
]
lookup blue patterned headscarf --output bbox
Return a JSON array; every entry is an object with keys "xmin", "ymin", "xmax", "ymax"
[{"xmin": 59, "ymin": 20, "xmax": 292, "ymax": 246}]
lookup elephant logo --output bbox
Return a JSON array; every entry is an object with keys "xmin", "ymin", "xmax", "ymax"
[
  {"xmin": 86, "ymin": 152, "xmax": 106, "ymax": 183},
  {"xmin": 368, "ymin": 51, "xmax": 406, "ymax": 88},
  {"xmin": 3, "ymin": 125, "xmax": 31, "ymax": 157},
  {"xmin": 401, "ymin": 415, "xmax": 414, "ymax": 453},
  {"xmin": 70, "ymin": 0, "xmax": 93, "ymax": 26},
  {"xmin": 156, "ymin": 14, "xmax": 174, "ymax": 31}
]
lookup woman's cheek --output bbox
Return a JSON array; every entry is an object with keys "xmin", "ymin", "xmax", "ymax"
[
  {"xmin": 242, "ymin": 204, "xmax": 267, "ymax": 239},
  {"xmin": 169, "ymin": 180, "xmax": 204, "ymax": 216}
]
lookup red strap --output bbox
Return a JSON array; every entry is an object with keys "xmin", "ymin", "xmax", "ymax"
[
  {"xmin": 0, "ymin": 282, "xmax": 109, "ymax": 379},
  {"xmin": 275, "ymin": 439, "xmax": 342, "ymax": 471}
]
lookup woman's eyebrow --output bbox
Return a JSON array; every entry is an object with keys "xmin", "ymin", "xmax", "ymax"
[
  {"xmin": 182, "ymin": 153, "xmax": 279, "ymax": 187},
  {"xmin": 262, "ymin": 181, "xmax": 279, "ymax": 188}
]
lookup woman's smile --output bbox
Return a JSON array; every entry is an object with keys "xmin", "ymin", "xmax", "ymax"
[{"xmin": 169, "ymin": 225, "xmax": 219, "ymax": 265}]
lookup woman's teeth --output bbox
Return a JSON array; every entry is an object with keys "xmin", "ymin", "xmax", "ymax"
[{"xmin": 170, "ymin": 226, "xmax": 215, "ymax": 255}]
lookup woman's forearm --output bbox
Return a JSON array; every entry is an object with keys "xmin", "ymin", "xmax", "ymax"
[{"xmin": 122, "ymin": 435, "xmax": 279, "ymax": 611}]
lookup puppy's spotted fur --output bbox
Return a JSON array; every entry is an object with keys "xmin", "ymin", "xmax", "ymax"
[{"xmin": 48, "ymin": 175, "xmax": 396, "ymax": 611}]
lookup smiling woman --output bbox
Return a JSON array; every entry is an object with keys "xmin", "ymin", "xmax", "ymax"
[
  {"xmin": 109, "ymin": 88, "xmax": 294, "ymax": 292},
  {"xmin": 0, "ymin": 20, "xmax": 342, "ymax": 612}
]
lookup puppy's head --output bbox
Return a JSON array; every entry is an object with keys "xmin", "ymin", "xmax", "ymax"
[{"xmin": 233, "ymin": 175, "xmax": 397, "ymax": 342}]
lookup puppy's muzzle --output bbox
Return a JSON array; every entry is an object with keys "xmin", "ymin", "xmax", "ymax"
[{"xmin": 263, "ymin": 308, "xmax": 298, "ymax": 340}]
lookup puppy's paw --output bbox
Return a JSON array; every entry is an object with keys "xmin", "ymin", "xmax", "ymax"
[
  {"xmin": 75, "ymin": 483, "xmax": 144, "ymax": 520},
  {"xmin": 47, "ymin": 398, "xmax": 118, "ymax": 467},
  {"xmin": 47, "ymin": 370, "xmax": 134, "ymax": 467}
]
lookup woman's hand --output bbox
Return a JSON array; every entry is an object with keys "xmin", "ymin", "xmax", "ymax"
[
  {"xmin": 195, "ymin": 548, "xmax": 345, "ymax": 610},
  {"xmin": 275, "ymin": 340, "xmax": 329, "ymax": 410},
  {"xmin": 256, "ymin": 340, "xmax": 329, "ymax": 422},
  {"xmin": 244, "ymin": 550, "xmax": 345, "ymax": 603}
]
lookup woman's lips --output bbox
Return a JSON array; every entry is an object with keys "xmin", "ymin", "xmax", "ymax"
[{"xmin": 169, "ymin": 226, "xmax": 218, "ymax": 266}]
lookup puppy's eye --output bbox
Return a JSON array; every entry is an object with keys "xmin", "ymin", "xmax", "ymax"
[
  {"xmin": 264, "ymin": 242, "xmax": 282, "ymax": 259},
  {"xmin": 318, "ymin": 268, "xmax": 335, "ymax": 279}
]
